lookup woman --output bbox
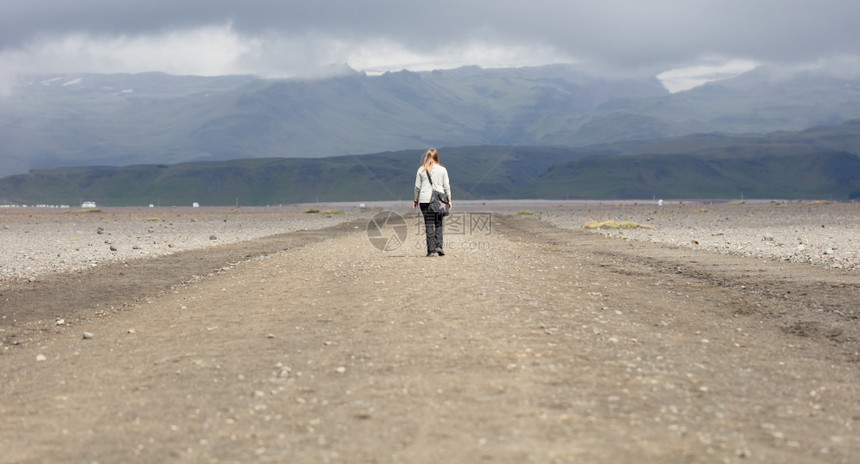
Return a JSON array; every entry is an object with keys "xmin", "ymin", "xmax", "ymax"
[{"xmin": 413, "ymin": 148, "xmax": 452, "ymax": 257}]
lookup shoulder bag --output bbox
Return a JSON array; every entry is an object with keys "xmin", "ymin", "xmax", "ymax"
[{"xmin": 425, "ymin": 169, "xmax": 450, "ymax": 216}]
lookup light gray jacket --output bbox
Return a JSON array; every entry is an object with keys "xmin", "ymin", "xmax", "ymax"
[{"xmin": 414, "ymin": 165, "xmax": 451, "ymax": 203}]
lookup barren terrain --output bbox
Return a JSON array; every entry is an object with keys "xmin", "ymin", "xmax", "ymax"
[{"xmin": 1, "ymin": 202, "xmax": 858, "ymax": 463}]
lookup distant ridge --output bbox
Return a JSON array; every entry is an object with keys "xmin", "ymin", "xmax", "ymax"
[
  {"xmin": 0, "ymin": 66, "xmax": 664, "ymax": 178},
  {"xmin": 5, "ymin": 64, "xmax": 860, "ymax": 179}
]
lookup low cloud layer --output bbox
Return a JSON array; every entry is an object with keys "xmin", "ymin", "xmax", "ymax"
[{"xmin": 3, "ymin": 1, "xmax": 860, "ymax": 92}]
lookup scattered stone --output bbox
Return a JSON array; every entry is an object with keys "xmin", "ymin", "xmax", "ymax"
[
  {"xmin": 209, "ymin": 235, "xmax": 218, "ymax": 241},
  {"xmin": 109, "ymin": 246, "xmax": 118, "ymax": 252},
  {"xmin": 82, "ymin": 332, "xmax": 94, "ymax": 340},
  {"xmin": 36, "ymin": 354, "xmax": 47, "ymax": 362}
]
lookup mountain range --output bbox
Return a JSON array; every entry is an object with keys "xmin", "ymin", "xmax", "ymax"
[{"xmin": 1, "ymin": 64, "xmax": 859, "ymax": 202}]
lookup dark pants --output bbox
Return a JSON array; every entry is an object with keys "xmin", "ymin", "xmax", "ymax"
[{"xmin": 419, "ymin": 203, "xmax": 444, "ymax": 253}]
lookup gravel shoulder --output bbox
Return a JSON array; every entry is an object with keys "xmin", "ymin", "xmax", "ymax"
[
  {"xmin": 540, "ymin": 200, "xmax": 860, "ymax": 271},
  {"xmin": 1, "ymin": 203, "xmax": 858, "ymax": 463}
]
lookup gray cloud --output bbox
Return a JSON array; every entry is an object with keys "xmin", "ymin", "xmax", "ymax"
[{"xmin": 3, "ymin": 0, "xmax": 860, "ymax": 79}]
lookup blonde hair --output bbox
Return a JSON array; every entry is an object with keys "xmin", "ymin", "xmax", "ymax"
[{"xmin": 420, "ymin": 148, "xmax": 442, "ymax": 173}]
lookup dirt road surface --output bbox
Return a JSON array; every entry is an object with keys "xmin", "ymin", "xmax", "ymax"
[{"xmin": 1, "ymin": 212, "xmax": 858, "ymax": 463}]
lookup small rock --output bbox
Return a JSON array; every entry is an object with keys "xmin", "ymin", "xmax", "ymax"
[
  {"xmin": 209, "ymin": 235, "xmax": 218, "ymax": 241},
  {"xmin": 82, "ymin": 332, "xmax": 94, "ymax": 340},
  {"xmin": 56, "ymin": 319, "xmax": 65, "ymax": 326},
  {"xmin": 109, "ymin": 246, "xmax": 117, "ymax": 252},
  {"xmin": 335, "ymin": 366, "xmax": 347, "ymax": 374},
  {"xmin": 36, "ymin": 354, "xmax": 47, "ymax": 362}
]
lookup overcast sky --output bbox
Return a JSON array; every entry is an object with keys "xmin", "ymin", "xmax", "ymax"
[{"xmin": 2, "ymin": 0, "xmax": 860, "ymax": 93}]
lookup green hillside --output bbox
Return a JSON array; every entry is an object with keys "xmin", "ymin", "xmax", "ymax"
[
  {"xmin": 520, "ymin": 151, "xmax": 860, "ymax": 200},
  {"xmin": 515, "ymin": 120, "xmax": 860, "ymax": 200},
  {"xmin": 0, "ymin": 147, "xmax": 583, "ymax": 206},
  {"xmin": 3, "ymin": 120, "xmax": 860, "ymax": 205}
]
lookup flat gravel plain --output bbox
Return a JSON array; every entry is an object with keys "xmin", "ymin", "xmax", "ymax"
[
  {"xmin": 0, "ymin": 206, "xmax": 357, "ymax": 280},
  {"xmin": 2, "ymin": 200, "xmax": 858, "ymax": 281}
]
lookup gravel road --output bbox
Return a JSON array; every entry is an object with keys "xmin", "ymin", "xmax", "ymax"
[{"xmin": 1, "ymin": 206, "xmax": 857, "ymax": 463}]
